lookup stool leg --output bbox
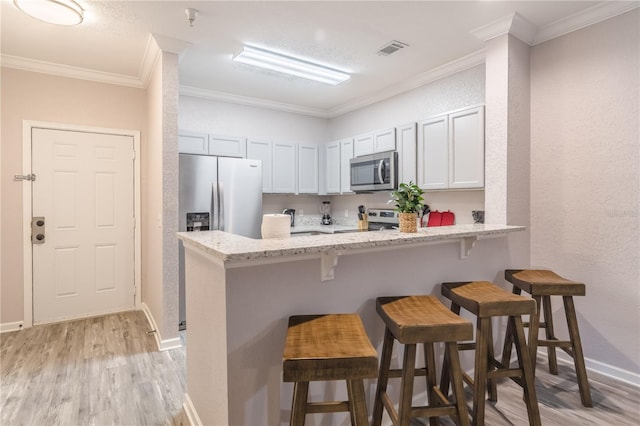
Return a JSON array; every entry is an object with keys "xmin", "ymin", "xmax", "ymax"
[
  {"xmin": 446, "ymin": 341, "xmax": 470, "ymax": 426},
  {"xmin": 501, "ymin": 286, "xmax": 521, "ymax": 367},
  {"xmin": 399, "ymin": 344, "xmax": 417, "ymax": 426},
  {"xmin": 486, "ymin": 323, "xmax": 498, "ymax": 403},
  {"xmin": 373, "ymin": 328, "xmax": 394, "ymax": 426},
  {"xmin": 528, "ymin": 295, "xmax": 543, "ymax": 375},
  {"xmin": 542, "ymin": 295, "xmax": 558, "ymax": 374},
  {"xmin": 440, "ymin": 302, "xmax": 462, "ymax": 397},
  {"xmin": 563, "ymin": 296, "xmax": 593, "ymax": 407},
  {"xmin": 290, "ymin": 381, "xmax": 309, "ymax": 426},
  {"xmin": 472, "ymin": 318, "xmax": 490, "ymax": 426},
  {"xmin": 424, "ymin": 342, "xmax": 438, "ymax": 426},
  {"xmin": 512, "ymin": 316, "xmax": 541, "ymax": 426},
  {"xmin": 346, "ymin": 379, "xmax": 369, "ymax": 426}
]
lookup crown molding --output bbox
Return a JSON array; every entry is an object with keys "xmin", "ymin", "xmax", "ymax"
[
  {"xmin": 139, "ymin": 34, "xmax": 162, "ymax": 88},
  {"xmin": 326, "ymin": 49, "xmax": 486, "ymax": 118},
  {"xmin": 532, "ymin": 1, "xmax": 640, "ymax": 45},
  {"xmin": 470, "ymin": 12, "xmax": 537, "ymax": 45},
  {"xmin": 0, "ymin": 54, "xmax": 145, "ymax": 88},
  {"xmin": 179, "ymin": 86, "xmax": 330, "ymax": 118}
]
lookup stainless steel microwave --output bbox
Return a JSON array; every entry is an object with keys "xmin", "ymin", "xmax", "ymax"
[{"xmin": 350, "ymin": 151, "xmax": 398, "ymax": 192}]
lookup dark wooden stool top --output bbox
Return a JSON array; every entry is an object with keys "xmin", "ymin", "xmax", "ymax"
[
  {"xmin": 283, "ymin": 314, "xmax": 378, "ymax": 383},
  {"xmin": 376, "ymin": 295, "xmax": 472, "ymax": 343},
  {"xmin": 442, "ymin": 281, "xmax": 536, "ymax": 318},
  {"xmin": 506, "ymin": 269, "xmax": 585, "ymax": 296}
]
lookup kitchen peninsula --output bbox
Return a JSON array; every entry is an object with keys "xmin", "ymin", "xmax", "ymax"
[{"xmin": 178, "ymin": 224, "xmax": 524, "ymax": 425}]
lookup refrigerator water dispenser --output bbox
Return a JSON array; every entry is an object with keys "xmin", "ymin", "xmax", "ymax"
[{"xmin": 186, "ymin": 212, "xmax": 210, "ymax": 231}]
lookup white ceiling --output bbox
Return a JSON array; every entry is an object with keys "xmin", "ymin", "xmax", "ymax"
[{"xmin": 2, "ymin": 1, "xmax": 637, "ymax": 117}]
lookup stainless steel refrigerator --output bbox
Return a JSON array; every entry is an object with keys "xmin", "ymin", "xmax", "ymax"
[{"xmin": 178, "ymin": 154, "xmax": 263, "ymax": 328}]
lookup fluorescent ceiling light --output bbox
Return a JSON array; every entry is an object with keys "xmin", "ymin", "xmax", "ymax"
[
  {"xmin": 233, "ymin": 45, "xmax": 350, "ymax": 85},
  {"xmin": 14, "ymin": 0, "xmax": 84, "ymax": 26}
]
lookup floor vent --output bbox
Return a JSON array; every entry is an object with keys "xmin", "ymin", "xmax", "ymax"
[{"xmin": 377, "ymin": 40, "xmax": 409, "ymax": 56}]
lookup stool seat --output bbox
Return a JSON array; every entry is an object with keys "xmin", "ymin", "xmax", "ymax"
[
  {"xmin": 377, "ymin": 295, "xmax": 473, "ymax": 344},
  {"xmin": 283, "ymin": 314, "xmax": 378, "ymax": 382},
  {"xmin": 373, "ymin": 295, "xmax": 471, "ymax": 426},
  {"xmin": 283, "ymin": 314, "xmax": 378, "ymax": 426},
  {"xmin": 441, "ymin": 281, "xmax": 536, "ymax": 318},
  {"xmin": 506, "ymin": 269, "xmax": 585, "ymax": 296}
]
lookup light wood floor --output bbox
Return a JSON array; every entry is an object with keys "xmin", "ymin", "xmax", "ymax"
[{"xmin": 1, "ymin": 310, "xmax": 638, "ymax": 425}]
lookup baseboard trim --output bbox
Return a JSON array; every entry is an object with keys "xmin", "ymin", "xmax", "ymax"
[
  {"xmin": 140, "ymin": 303, "xmax": 182, "ymax": 352},
  {"xmin": 552, "ymin": 351, "xmax": 640, "ymax": 388},
  {"xmin": 183, "ymin": 393, "xmax": 203, "ymax": 426},
  {"xmin": 0, "ymin": 321, "xmax": 25, "ymax": 333}
]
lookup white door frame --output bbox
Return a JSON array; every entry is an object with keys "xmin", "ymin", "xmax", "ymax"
[{"xmin": 22, "ymin": 120, "xmax": 141, "ymax": 328}]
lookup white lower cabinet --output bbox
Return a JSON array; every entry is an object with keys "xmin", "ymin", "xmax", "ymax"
[
  {"xmin": 298, "ymin": 144, "xmax": 319, "ymax": 194},
  {"xmin": 417, "ymin": 106, "xmax": 484, "ymax": 190},
  {"xmin": 272, "ymin": 142, "xmax": 297, "ymax": 193},
  {"xmin": 247, "ymin": 139, "xmax": 273, "ymax": 193}
]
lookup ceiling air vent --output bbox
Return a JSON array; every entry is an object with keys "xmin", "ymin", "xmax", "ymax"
[{"xmin": 376, "ymin": 40, "xmax": 409, "ymax": 56}]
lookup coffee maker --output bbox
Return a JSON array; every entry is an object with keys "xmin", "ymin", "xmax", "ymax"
[{"xmin": 320, "ymin": 201, "xmax": 332, "ymax": 225}]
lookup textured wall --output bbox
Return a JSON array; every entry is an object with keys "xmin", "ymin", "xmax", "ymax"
[
  {"xmin": 530, "ymin": 9, "xmax": 639, "ymax": 375},
  {"xmin": 0, "ymin": 68, "xmax": 146, "ymax": 324}
]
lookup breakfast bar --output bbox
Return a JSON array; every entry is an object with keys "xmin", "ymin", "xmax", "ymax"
[{"xmin": 177, "ymin": 224, "xmax": 525, "ymax": 425}]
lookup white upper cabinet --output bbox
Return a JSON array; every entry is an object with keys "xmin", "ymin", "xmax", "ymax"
[
  {"xmin": 178, "ymin": 132, "xmax": 208, "ymax": 155},
  {"xmin": 373, "ymin": 127, "xmax": 396, "ymax": 152},
  {"xmin": 448, "ymin": 106, "xmax": 485, "ymax": 189},
  {"xmin": 298, "ymin": 144, "xmax": 319, "ymax": 194},
  {"xmin": 340, "ymin": 139, "xmax": 354, "ymax": 194},
  {"xmin": 418, "ymin": 115, "xmax": 449, "ymax": 190},
  {"xmin": 396, "ymin": 123, "xmax": 417, "ymax": 185},
  {"xmin": 272, "ymin": 142, "xmax": 297, "ymax": 193},
  {"xmin": 208, "ymin": 134, "xmax": 247, "ymax": 158},
  {"xmin": 178, "ymin": 132, "xmax": 247, "ymax": 158},
  {"xmin": 353, "ymin": 132, "xmax": 374, "ymax": 157},
  {"xmin": 325, "ymin": 142, "xmax": 341, "ymax": 194},
  {"xmin": 417, "ymin": 106, "xmax": 485, "ymax": 190},
  {"xmin": 247, "ymin": 139, "xmax": 273, "ymax": 193}
]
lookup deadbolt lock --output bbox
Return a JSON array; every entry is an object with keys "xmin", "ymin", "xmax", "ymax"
[{"xmin": 32, "ymin": 216, "xmax": 45, "ymax": 244}]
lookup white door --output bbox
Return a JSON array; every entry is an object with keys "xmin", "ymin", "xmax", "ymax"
[{"xmin": 32, "ymin": 128, "xmax": 135, "ymax": 324}]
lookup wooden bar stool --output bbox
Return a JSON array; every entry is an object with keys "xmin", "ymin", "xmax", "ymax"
[
  {"xmin": 282, "ymin": 314, "xmax": 378, "ymax": 426},
  {"xmin": 502, "ymin": 269, "xmax": 592, "ymax": 407},
  {"xmin": 441, "ymin": 281, "xmax": 541, "ymax": 426},
  {"xmin": 372, "ymin": 295, "xmax": 472, "ymax": 426}
]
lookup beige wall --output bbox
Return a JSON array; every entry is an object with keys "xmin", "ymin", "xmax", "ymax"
[
  {"xmin": 0, "ymin": 68, "xmax": 146, "ymax": 324},
  {"xmin": 530, "ymin": 9, "xmax": 639, "ymax": 374}
]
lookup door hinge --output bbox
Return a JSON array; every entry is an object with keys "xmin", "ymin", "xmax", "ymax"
[{"xmin": 14, "ymin": 174, "xmax": 36, "ymax": 181}]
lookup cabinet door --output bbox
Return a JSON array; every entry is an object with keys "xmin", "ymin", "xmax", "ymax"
[
  {"xmin": 340, "ymin": 139, "xmax": 354, "ymax": 194},
  {"xmin": 247, "ymin": 139, "xmax": 273, "ymax": 193},
  {"xmin": 417, "ymin": 115, "xmax": 448, "ymax": 190},
  {"xmin": 208, "ymin": 134, "xmax": 247, "ymax": 158},
  {"xmin": 373, "ymin": 127, "xmax": 396, "ymax": 152},
  {"xmin": 298, "ymin": 144, "xmax": 319, "ymax": 194},
  {"xmin": 353, "ymin": 132, "xmax": 373, "ymax": 157},
  {"xmin": 272, "ymin": 142, "xmax": 297, "ymax": 193},
  {"xmin": 325, "ymin": 142, "xmax": 341, "ymax": 194},
  {"xmin": 396, "ymin": 123, "xmax": 416, "ymax": 185},
  {"xmin": 449, "ymin": 106, "xmax": 485, "ymax": 188},
  {"xmin": 178, "ymin": 132, "xmax": 208, "ymax": 154}
]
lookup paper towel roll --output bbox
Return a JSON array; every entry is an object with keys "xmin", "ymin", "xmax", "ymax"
[{"xmin": 261, "ymin": 214, "xmax": 291, "ymax": 239}]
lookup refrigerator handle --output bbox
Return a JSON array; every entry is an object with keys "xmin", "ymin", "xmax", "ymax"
[
  {"xmin": 218, "ymin": 183, "xmax": 224, "ymax": 231},
  {"xmin": 212, "ymin": 182, "xmax": 219, "ymax": 230}
]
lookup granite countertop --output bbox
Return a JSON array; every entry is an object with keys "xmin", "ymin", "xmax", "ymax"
[
  {"xmin": 177, "ymin": 224, "xmax": 525, "ymax": 266},
  {"xmin": 289, "ymin": 223, "xmax": 361, "ymax": 234}
]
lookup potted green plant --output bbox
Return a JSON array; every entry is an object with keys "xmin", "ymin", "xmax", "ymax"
[{"xmin": 390, "ymin": 181, "xmax": 424, "ymax": 233}]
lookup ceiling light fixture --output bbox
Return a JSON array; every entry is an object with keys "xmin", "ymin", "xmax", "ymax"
[
  {"xmin": 233, "ymin": 45, "xmax": 350, "ymax": 85},
  {"xmin": 14, "ymin": 0, "xmax": 84, "ymax": 26}
]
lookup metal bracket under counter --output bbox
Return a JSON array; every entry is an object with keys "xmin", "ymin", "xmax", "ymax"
[{"xmin": 319, "ymin": 234, "xmax": 485, "ymax": 281}]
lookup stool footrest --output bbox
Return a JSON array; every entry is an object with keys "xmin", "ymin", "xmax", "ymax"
[
  {"xmin": 387, "ymin": 367, "xmax": 427, "ymax": 379},
  {"xmin": 488, "ymin": 368, "xmax": 524, "ymax": 379},
  {"xmin": 412, "ymin": 406, "xmax": 458, "ymax": 419},
  {"xmin": 538, "ymin": 339, "xmax": 572, "ymax": 348},
  {"xmin": 306, "ymin": 401, "xmax": 350, "ymax": 414},
  {"xmin": 458, "ymin": 342, "xmax": 476, "ymax": 351}
]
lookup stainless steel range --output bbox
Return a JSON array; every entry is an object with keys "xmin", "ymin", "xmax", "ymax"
[{"xmin": 367, "ymin": 208, "xmax": 399, "ymax": 231}]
